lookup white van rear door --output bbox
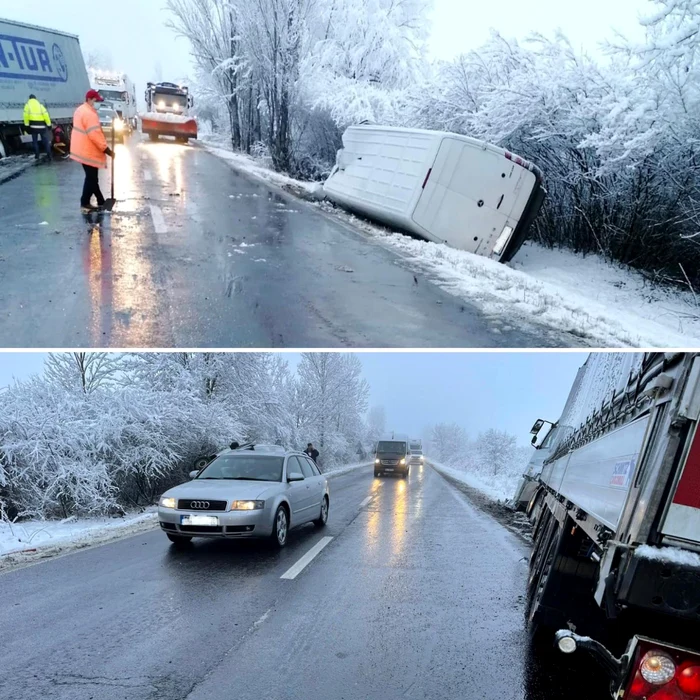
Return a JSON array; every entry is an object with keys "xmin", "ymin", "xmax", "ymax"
[{"xmin": 412, "ymin": 138, "xmax": 536, "ymax": 255}]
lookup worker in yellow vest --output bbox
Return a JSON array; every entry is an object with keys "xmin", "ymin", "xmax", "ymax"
[{"xmin": 23, "ymin": 94, "xmax": 52, "ymax": 161}]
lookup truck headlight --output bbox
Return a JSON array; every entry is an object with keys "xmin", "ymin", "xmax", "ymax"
[
  {"xmin": 158, "ymin": 100, "xmax": 165, "ymax": 108},
  {"xmin": 230, "ymin": 500, "xmax": 264, "ymax": 511},
  {"xmin": 420, "ymin": 455, "xmax": 424, "ymax": 461},
  {"xmin": 113, "ymin": 118, "xmax": 124, "ymax": 132},
  {"xmin": 159, "ymin": 497, "xmax": 176, "ymax": 509},
  {"xmin": 173, "ymin": 103, "xmax": 180, "ymax": 111},
  {"xmin": 400, "ymin": 458, "xmax": 406, "ymax": 465}
]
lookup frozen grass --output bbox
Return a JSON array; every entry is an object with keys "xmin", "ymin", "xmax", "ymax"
[
  {"xmin": 204, "ymin": 138, "xmax": 700, "ymax": 348},
  {"xmin": 430, "ymin": 460, "xmax": 517, "ymax": 502},
  {"xmin": 0, "ymin": 509, "xmax": 157, "ymax": 570}
]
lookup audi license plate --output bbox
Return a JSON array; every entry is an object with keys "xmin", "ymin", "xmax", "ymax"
[{"xmin": 181, "ymin": 514, "xmax": 219, "ymax": 526}]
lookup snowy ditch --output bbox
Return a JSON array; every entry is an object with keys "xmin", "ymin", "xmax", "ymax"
[
  {"xmin": 0, "ymin": 461, "xmax": 370, "ymax": 572},
  {"xmin": 203, "ymin": 140, "xmax": 700, "ymax": 349}
]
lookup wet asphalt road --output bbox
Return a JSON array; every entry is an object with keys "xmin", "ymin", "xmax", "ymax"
[
  {"xmin": 0, "ymin": 464, "xmax": 609, "ymax": 700},
  {"xmin": 0, "ymin": 136, "xmax": 581, "ymax": 348}
]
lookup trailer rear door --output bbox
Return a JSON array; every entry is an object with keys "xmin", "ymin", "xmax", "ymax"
[{"xmin": 660, "ymin": 422, "xmax": 700, "ymax": 547}]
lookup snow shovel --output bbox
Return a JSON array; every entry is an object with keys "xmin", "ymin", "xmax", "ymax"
[{"xmin": 102, "ymin": 119, "xmax": 117, "ymax": 212}]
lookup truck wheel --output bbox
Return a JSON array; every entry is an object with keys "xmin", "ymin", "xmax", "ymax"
[
  {"xmin": 148, "ymin": 133, "xmax": 158, "ymax": 141},
  {"xmin": 526, "ymin": 519, "xmax": 566, "ymax": 641}
]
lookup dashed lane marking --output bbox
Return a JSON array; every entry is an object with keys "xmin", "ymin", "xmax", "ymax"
[{"xmin": 280, "ymin": 536, "xmax": 333, "ymax": 580}]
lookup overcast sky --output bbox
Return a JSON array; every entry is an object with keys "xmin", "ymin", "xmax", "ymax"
[
  {"xmin": 1, "ymin": 0, "xmax": 650, "ymax": 104},
  {"xmin": 0, "ymin": 352, "xmax": 586, "ymax": 445}
]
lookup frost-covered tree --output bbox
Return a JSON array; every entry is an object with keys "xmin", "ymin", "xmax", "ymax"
[
  {"xmin": 429, "ymin": 422, "xmax": 468, "ymax": 465},
  {"xmin": 474, "ymin": 429, "xmax": 518, "ymax": 476}
]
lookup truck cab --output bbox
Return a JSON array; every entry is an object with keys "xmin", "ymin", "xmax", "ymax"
[{"xmin": 374, "ymin": 438, "xmax": 410, "ymax": 478}]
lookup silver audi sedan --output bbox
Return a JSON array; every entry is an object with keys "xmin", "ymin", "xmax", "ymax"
[{"xmin": 158, "ymin": 445, "xmax": 329, "ymax": 548}]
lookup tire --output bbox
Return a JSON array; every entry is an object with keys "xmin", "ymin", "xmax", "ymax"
[
  {"xmin": 314, "ymin": 496, "xmax": 329, "ymax": 527},
  {"xmin": 167, "ymin": 533, "xmax": 192, "ymax": 548},
  {"xmin": 526, "ymin": 519, "xmax": 566, "ymax": 641},
  {"xmin": 374, "ymin": 471, "xmax": 381, "ymax": 478},
  {"xmin": 403, "ymin": 468, "xmax": 409, "ymax": 479},
  {"xmin": 271, "ymin": 505, "xmax": 289, "ymax": 548}
]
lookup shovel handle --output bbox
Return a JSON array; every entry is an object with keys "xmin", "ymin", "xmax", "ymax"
[{"xmin": 111, "ymin": 119, "xmax": 115, "ymax": 201}]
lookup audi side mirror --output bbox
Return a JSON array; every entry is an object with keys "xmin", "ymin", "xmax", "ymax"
[
  {"xmin": 287, "ymin": 472, "xmax": 304, "ymax": 482},
  {"xmin": 189, "ymin": 470, "xmax": 199, "ymax": 479}
]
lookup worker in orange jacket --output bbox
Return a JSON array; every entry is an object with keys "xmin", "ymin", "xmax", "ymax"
[{"xmin": 70, "ymin": 89, "xmax": 115, "ymax": 213}]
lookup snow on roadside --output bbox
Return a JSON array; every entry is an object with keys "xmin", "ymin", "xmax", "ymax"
[
  {"xmin": 200, "ymin": 138, "xmax": 316, "ymax": 195},
  {"xmin": 636, "ymin": 544, "xmax": 700, "ymax": 568},
  {"xmin": 430, "ymin": 460, "xmax": 515, "ymax": 502},
  {"xmin": 204, "ymin": 140, "xmax": 700, "ymax": 348},
  {"xmin": 324, "ymin": 461, "xmax": 371, "ymax": 478},
  {"xmin": 329, "ymin": 210, "xmax": 699, "ymax": 348},
  {"xmin": 0, "ymin": 510, "xmax": 157, "ymax": 571}
]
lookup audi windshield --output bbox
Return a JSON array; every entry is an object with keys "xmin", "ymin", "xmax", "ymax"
[{"xmin": 195, "ymin": 455, "xmax": 284, "ymax": 482}]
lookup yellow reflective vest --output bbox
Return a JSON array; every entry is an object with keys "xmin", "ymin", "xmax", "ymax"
[{"xmin": 23, "ymin": 98, "xmax": 51, "ymax": 129}]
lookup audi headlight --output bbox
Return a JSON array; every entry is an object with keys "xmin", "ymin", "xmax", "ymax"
[
  {"xmin": 230, "ymin": 500, "xmax": 264, "ymax": 511},
  {"xmin": 160, "ymin": 497, "xmax": 176, "ymax": 509}
]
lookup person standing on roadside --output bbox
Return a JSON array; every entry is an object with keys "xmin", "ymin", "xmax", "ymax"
[
  {"xmin": 304, "ymin": 443, "xmax": 320, "ymax": 463},
  {"xmin": 23, "ymin": 94, "xmax": 52, "ymax": 161},
  {"xmin": 70, "ymin": 89, "xmax": 115, "ymax": 213}
]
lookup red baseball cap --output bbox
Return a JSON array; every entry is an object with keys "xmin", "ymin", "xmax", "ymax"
[{"xmin": 85, "ymin": 89, "xmax": 104, "ymax": 102}]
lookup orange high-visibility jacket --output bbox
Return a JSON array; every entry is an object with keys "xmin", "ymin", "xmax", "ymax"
[{"xmin": 70, "ymin": 103, "xmax": 108, "ymax": 168}]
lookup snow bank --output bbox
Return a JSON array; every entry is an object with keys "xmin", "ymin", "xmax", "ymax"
[
  {"xmin": 200, "ymin": 140, "xmax": 316, "ymax": 195},
  {"xmin": 141, "ymin": 111, "xmax": 193, "ymax": 124},
  {"xmin": 0, "ymin": 510, "xmax": 157, "ymax": 569},
  {"xmin": 635, "ymin": 544, "xmax": 700, "ymax": 568},
  {"xmin": 344, "ymin": 220, "xmax": 699, "ymax": 348},
  {"xmin": 430, "ymin": 460, "xmax": 516, "ymax": 502}
]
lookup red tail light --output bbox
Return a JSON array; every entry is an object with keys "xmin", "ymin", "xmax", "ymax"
[
  {"xmin": 626, "ymin": 641, "xmax": 700, "ymax": 699},
  {"xmin": 678, "ymin": 664, "xmax": 700, "ymax": 696}
]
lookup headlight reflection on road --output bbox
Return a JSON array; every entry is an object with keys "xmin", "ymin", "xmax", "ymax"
[
  {"xmin": 84, "ymin": 224, "xmax": 113, "ymax": 342},
  {"xmin": 113, "ymin": 141, "xmax": 137, "ymax": 209},
  {"xmin": 150, "ymin": 142, "xmax": 186, "ymax": 196},
  {"xmin": 391, "ymin": 480, "xmax": 408, "ymax": 558}
]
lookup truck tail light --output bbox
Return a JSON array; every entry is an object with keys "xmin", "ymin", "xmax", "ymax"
[{"xmin": 626, "ymin": 641, "xmax": 700, "ymax": 699}]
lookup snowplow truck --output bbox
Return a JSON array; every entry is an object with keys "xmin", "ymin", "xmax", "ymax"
[
  {"xmin": 141, "ymin": 81, "xmax": 196, "ymax": 142},
  {"xmin": 523, "ymin": 352, "xmax": 700, "ymax": 699}
]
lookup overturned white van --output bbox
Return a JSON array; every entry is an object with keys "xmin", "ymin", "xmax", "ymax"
[{"xmin": 322, "ymin": 126, "xmax": 546, "ymax": 263}]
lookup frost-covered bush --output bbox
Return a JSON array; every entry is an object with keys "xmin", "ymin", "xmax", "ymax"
[{"xmin": 0, "ymin": 352, "xmax": 374, "ymax": 520}]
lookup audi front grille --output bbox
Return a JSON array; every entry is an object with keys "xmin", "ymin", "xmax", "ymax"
[{"xmin": 177, "ymin": 499, "xmax": 228, "ymax": 511}]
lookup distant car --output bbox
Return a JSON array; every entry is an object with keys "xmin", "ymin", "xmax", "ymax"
[
  {"xmin": 408, "ymin": 441, "xmax": 424, "ymax": 466},
  {"xmin": 96, "ymin": 105, "xmax": 126, "ymax": 144},
  {"xmin": 158, "ymin": 444, "xmax": 330, "ymax": 548}
]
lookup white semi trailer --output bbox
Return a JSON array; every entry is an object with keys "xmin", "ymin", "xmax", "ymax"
[
  {"xmin": 521, "ymin": 353, "xmax": 700, "ymax": 699},
  {"xmin": 0, "ymin": 18, "xmax": 90, "ymax": 156},
  {"xmin": 322, "ymin": 125, "xmax": 546, "ymax": 263}
]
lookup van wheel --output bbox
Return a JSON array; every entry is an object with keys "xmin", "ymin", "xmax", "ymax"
[
  {"xmin": 271, "ymin": 505, "xmax": 288, "ymax": 548},
  {"xmin": 374, "ymin": 470, "xmax": 381, "ymax": 478},
  {"xmin": 167, "ymin": 534, "xmax": 192, "ymax": 548}
]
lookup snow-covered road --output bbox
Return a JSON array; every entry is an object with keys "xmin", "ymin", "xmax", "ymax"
[{"xmin": 0, "ymin": 464, "xmax": 609, "ymax": 700}]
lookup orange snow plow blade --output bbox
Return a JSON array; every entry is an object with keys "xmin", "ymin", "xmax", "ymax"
[{"xmin": 141, "ymin": 115, "xmax": 198, "ymax": 140}]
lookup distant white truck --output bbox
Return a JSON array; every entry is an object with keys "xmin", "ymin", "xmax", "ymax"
[
  {"xmin": 323, "ymin": 125, "xmax": 546, "ymax": 263},
  {"xmin": 0, "ymin": 18, "xmax": 90, "ymax": 156},
  {"xmin": 88, "ymin": 69, "xmax": 137, "ymax": 130}
]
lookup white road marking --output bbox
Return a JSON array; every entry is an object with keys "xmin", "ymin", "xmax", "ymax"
[
  {"xmin": 149, "ymin": 205, "xmax": 167, "ymax": 233},
  {"xmin": 143, "ymin": 170, "xmax": 152, "ymax": 181},
  {"xmin": 280, "ymin": 536, "xmax": 333, "ymax": 580},
  {"xmin": 359, "ymin": 496, "xmax": 373, "ymax": 508}
]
